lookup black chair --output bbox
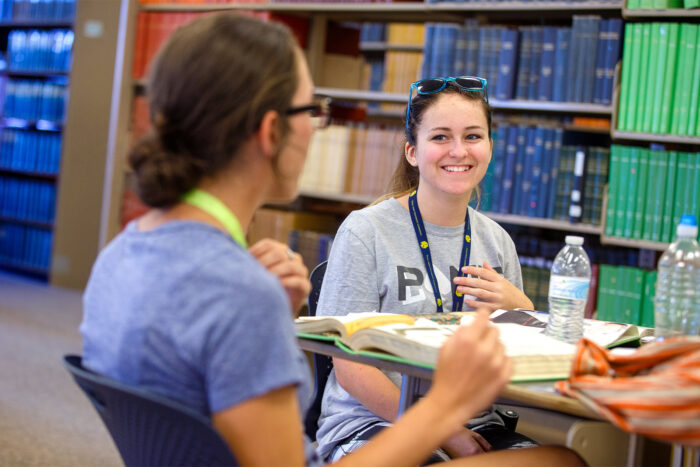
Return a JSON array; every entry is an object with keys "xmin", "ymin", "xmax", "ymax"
[
  {"xmin": 303, "ymin": 260, "xmax": 332, "ymax": 442},
  {"xmin": 62, "ymin": 355, "xmax": 238, "ymax": 467}
]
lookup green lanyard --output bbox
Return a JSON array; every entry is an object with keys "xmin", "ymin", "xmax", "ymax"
[{"xmin": 181, "ymin": 189, "xmax": 248, "ymax": 248}]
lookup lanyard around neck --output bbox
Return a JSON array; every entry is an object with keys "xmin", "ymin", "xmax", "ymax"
[
  {"xmin": 408, "ymin": 189, "xmax": 471, "ymax": 313},
  {"xmin": 181, "ymin": 189, "xmax": 248, "ymax": 248}
]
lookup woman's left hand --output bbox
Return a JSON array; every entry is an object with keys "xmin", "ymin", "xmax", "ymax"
[
  {"xmin": 453, "ymin": 261, "xmax": 534, "ymax": 312},
  {"xmin": 249, "ymin": 238, "xmax": 311, "ymax": 316}
]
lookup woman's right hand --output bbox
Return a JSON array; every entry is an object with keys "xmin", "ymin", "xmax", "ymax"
[{"xmin": 427, "ymin": 309, "xmax": 512, "ymax": 426}]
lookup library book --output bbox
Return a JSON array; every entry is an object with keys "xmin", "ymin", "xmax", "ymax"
[{"xmin": 295, "ymin": 312, "xmax": 577, "ymax": 382}]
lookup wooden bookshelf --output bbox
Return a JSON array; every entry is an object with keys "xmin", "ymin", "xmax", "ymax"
[
  {"xmin": 2, "ymin": 70, "xmax": 71, "ymax": 78},
  {"xmin": 317, "ymin": 88, "xmax": 614, "ymax": 115},
  {"xmin": 2, "ymin": 117, "xmax": 64, "ymax": 132},
  {"xmin": 0, "ymin": 20, "xmax": 73, "ymax": 28},
  {"xmin": 359, "ymin": 42, "xmax": 423, "ymax": 52},
  {"xmin": 299, "ymin": 190, "xmax": 375, "ymax": 205},
  {"xmin": 0, "ymin": 261, "xmax": 50, "ymax": 278},
  {"xmin": 600, "ymin": 234, "xmax": 669, "ymax": 251},
  {"xmin": 482, "ymin": 212, "xmax": 603, "ymax": 234},
  {"xmin": 0, "ymin": 168, "xmax": 58, "ymax": 181},
  {"xmin": 611, "ymin": 130, "xmax": 700, "ymax": 146},
  {"xmin": 622, "ymin": 8, "xmax": 700, "ymax": 18},
  {"xmin": 0, "ymin": 216, "xmax": 53, "ymax": 230}
]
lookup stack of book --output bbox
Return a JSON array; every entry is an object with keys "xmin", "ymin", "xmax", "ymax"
[
  {"xmin": 0, "ymin": 129, "xmax": 62, "ymax": 175},
  {"xmin": 618, "ymin": 23, "xmax": 700, "ymax": 137},
  {"xmin": 0, "ymin": 176, "xmax": 56, "ymax": 224},
  {"xmin": 605, "ymin": 145, "xmax": 700, "ymax": 243},
  {"xmin": 0, "ymin": 223, "xmax": 52, "ymax": 271},
  {"xmin": 421, "ymin": 17, "xmax": 622, "ymax": 105},
  {"xmin": 597, "ymin": 265, "xmax": 656, "ymax": 328},
  {"xmin": 3, "ymin": 79, "xmax": 67, "ymax": 123},
  {"xmin": 482, "ymin": 123, "xmax": 609, "ymax": 225},
  {"xmin": 0, "ymin": 0, "xmax": 75, "ymax": 19},
  {"xmin": 7, "ymin": 29, "xmax": 73, "ymax": 72},
  {"xmin": 301, "ymin": 123, "xmax": 403, "ymax": 199}
]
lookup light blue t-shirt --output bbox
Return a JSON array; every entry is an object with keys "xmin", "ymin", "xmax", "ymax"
[{"xmin": 81, "ymin": 220, "xmax": 322, "ymax": 467}]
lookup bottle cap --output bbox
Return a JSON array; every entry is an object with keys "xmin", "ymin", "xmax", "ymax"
[
  {"xmin": 565, "ymin": 235, "xmax": 584, "ymax": 246},
  {"xmin": 677, "ymin": 214, "xmax": 698, "ymax": 238}
]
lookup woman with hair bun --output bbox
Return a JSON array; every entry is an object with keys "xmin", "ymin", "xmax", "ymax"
[{"xmin": 80, "ymin": 13, "xmax": 583, "ymax": 467}]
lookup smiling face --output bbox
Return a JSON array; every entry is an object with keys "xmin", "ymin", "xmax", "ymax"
[{"xmin": 404, "ymin": 92, "xmax": 493, "ymax": 205}]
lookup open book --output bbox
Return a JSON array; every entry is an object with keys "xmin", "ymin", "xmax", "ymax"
[
  {"xmin": 490, "ymin": 309, "xmax": 655, "ymax": 348},
  {"xmin": 295, "ymin": 312, "xmax": 576, "ymax": 382}
]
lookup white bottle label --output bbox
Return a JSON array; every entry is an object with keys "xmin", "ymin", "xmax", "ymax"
[{"xmin": 549, "ymin": 276, "xmax": 590, "ymax": 301}]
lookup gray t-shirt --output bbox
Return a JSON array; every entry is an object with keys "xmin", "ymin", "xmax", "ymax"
[
  {"xmin": 315, "ymin": 198, "xmax": 524, "ymax": 458},
  {"xmin": 81, "ymin": 221, "xmax": 322, "ymax": 467}
]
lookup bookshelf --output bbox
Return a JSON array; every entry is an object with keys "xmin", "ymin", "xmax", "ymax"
[
  {"xmin": 0, "ymin": 1, "xmax": 75, "ymax": 280},
  {"xmin": 30, "ymin": 0, "xmax": 694, "ymax": 291}
]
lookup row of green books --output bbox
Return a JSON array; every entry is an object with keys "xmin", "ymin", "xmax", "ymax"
[
  {"xmin": 627, "ymin": 0, "xmax": 699, "ymax": 8},
  {"xmin": 521, "ymin": 257, "xmax": 551, "ymax": 313},
  {"xmin": 596, "ymin": 265, "xmax": 655, "ymax": 328},
  {"xmin": 605, "ymin": 145, "xmax": 700, "ymax": 244},
  {"xmin": 617, "ymin": 22, "xmax": 699, "ymax": 137}
]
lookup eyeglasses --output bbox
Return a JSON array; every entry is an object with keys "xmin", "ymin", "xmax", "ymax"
[
  {"xmin": 285, "ymin": 96, "xmax": 331, "ymax": 129},
  {"xmin": 405, "ymin": 76, "xmax": 488, "ymax": 134}
]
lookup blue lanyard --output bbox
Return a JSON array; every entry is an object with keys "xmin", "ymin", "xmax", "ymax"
[{"xmin": 408, "ymin": 189, "xmax": 471, "ymax": 313}]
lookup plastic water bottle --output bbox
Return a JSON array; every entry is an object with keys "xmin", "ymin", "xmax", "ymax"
[
  {"xmin": 546, "ymin": 236, "xmax": 592, "ymax": 344},
  {"xmin": 654, "ymin": 214, "xmax": 700, "ymax": 339}
]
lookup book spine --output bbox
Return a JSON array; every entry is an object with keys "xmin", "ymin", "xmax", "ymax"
[
  {"xmin": 605, "ymin": 145, "xmax": 619, "ymax": 236},
  {"xmin": 552, "ymin": 28, "xmax": 571, "ymax": 103},
  {"xmin": 527, "ymin": 27, "xmax": 543, "ymax": 101},
  {"xmin": 568, "ymin": 146, "xmax": 586, "ymax": 223},
  {"xmin": 687, "ymin": 29, "xmax": 700, "ymax": 138},
  {"xmin": 634, "ymin": 23, "xmax": 652, "ymax": 133},
  {"xmin": 651, "ymin": 24, "xmax": 671, "ymax": 134},
  {"xmin": 633, "ymin": 148, "xmax": 649, "ymax": 240},
  {"xmin": 661, "ymin": 151, "xmax": 678, "ymax": 243},
  {"xmin": 675, "ymin": 24, "xmax": 698, "ymax": 136},
  {"xmin": 512, "ymin": 125, "xmax": 528, "ymax": 215},
  {"xmin": 516, "ymin": 27, "xmax": 532, "ymax": 100},
  {"xmin": 582, "ymin": 17, "xmax": 601, "ymax": 104},
  {"xmin": 538, "ymin": 27, "xmax": 556, "ymax": 101},
  {"xmin": 499, "ymin": 126, "xmax": 518, "ymax": 214},
  {"xmin": 617, "ymin": 24, "xmax": 634, "ymax": 130},
  {"xmin": 593, "ymin": 19, "xmax": 608, "ymax": 105},
  {"xmin": 602, "ymin": 19, "xmax": 622, "ymax": 106},
  {"xmin": 495, "ymin": 28, "xmax": 519, "ymax": 100},
  {"xmin": 660, "ymin": 24, "xmax": 681, "ymax": 134},
  {"xmin": 537, "ymin": 128, "xmax": 554, "ymax": 219},
  {"xmin": 670, "ymin": 24, "xmax": 690, "ymax": 136}
]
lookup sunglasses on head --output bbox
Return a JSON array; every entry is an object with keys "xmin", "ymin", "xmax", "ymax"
[{"xmin": 405, "ymin": 76, "xmax": 488, "ymax": 135}]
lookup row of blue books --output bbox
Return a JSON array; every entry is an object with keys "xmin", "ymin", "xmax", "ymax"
[
  {"xmin": 2, "ymin": 78, "xmax": 67, "ymax": 122},
  {"xmin": 0, "ymin": 223, "xmax": 52, "ymax": 270},
  {"xmin": 0, "ymin": 175, "xmax": 56, "ymax": 224},
  {"xmin": 7, "ymin": 29, "xmax": 73, "ymax": 72},
  {"xmin": 0, "ymin": 0, "xmax": 75, "ymax": 21},
  {"xmin": 0, "ymin": 128, "xmax": 61, "ymax": 174},
  {"xmin": 421, "ymin": 17, "xmax": 622, "ymax": 105},
  {"xmin": 480, "ymin": 123, "xmax": 609, "ymax": 225},
  {"xmin": 360, "ymin": 23, "xmax": 386, "ymax": 43}
]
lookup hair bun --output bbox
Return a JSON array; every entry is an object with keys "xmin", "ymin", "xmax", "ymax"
[{"xmin": 128, "ymin": 135, "xmax": 204, "ymax": 208}]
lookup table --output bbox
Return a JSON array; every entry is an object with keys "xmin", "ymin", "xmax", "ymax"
[{"xmin": 298, "ymin": 337, "xmax": 654, "ymax": 467}]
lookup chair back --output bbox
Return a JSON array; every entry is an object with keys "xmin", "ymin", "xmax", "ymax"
[
  {"xmin": 304, "ymin": 260, "xmax": 333, "ymax": 441},
  {"xmin": 62, "ymin": 355, "xmax": 238, "ymax": 467}
]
